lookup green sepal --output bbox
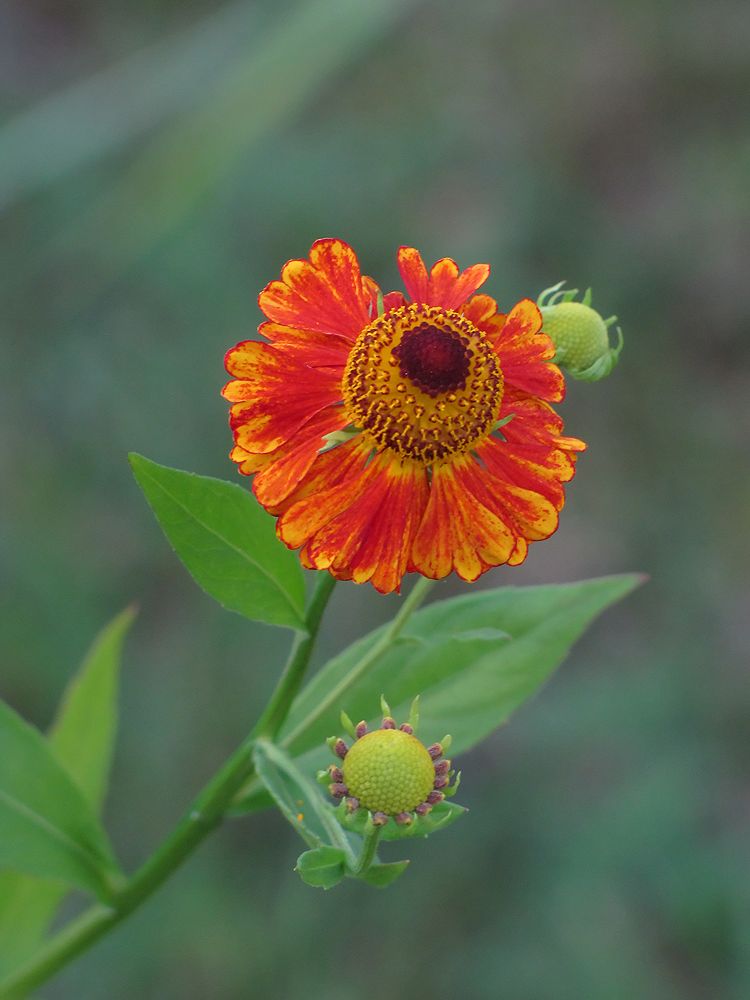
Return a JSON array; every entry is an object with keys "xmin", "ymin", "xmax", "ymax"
[
  {"xmin": 357, "ymin": 860, "xmax": 410, "ymax": 888},
  {"xmin": 337, "ymin": 800, "xmax": 467, "ymax": 841},
  {"xmin": 295, "ymin": 847, "xmax": 347, "ymax": 889},
  {"xmin": 339, "ymin": 711, "xmax": 356, "ymax": 739}
]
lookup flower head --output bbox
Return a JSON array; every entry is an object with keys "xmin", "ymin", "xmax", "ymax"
[
  {"xmin": 223, "ymin": 240, "xmax": 585, "ymax": 593},
  {"xmin": 323, "ymin": 699, "xmax": 457, "ymax": 829}
]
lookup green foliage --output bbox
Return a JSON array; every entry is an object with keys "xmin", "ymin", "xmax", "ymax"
[
  {"xmin": 295, "ymin": 847, "xmax": 347, "ymax": 890},
  {"xmin": 129, "ymin": 454, "xmax": 306, "ymax": 631},
  {"xmin": 252, "ymin": 740, "xmax": 342, "ymax": 852},
  {"xmin": 0, "ymin": 701, "xmax": 121, "ymax": 900},
  {"xmin": 357, "ymin": 860, "xmax": 410, "ymax": 888},
  {"xmin": 231, "ymin": 575, "xmax": 641, "ymax": 816},
  {"xmin": 279, "ymin": 575, "xmax": 643, "ymax": 760},
  {"xmin": 0, "ymin": 608, "xmax": 135, "ymax": 975}
]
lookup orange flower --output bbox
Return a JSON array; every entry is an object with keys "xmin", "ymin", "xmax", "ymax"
[{"xmin": 223, "ymin": 239, "xmax": 585, "ymax": 594}]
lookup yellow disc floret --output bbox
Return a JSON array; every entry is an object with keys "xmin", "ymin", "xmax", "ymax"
[
  {"xmin": 342, "ymin": 728, "xmax": 436, "ymax": 816},
  {"xmin": 342, "ymin": 303, "xmax": 503, "ymax": 464}
]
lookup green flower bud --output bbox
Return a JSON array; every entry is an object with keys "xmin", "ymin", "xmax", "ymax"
[
  {"xmin": 326, "ymin": 697, "xmax": 459, "ymax": 825},
  {"xmin": 538, "ymin": 282, "xmax": 623, "ymax": 381}
]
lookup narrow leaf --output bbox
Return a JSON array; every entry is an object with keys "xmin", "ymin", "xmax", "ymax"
[
  {"xmin": 232, "ymin": 575, "xmax": 643, "ymax": 816},
  {"xmin": 280, "ymin": 574, "xmax": 643, "ymax": 758},
  {"xmin": 252, "ymin": 744, "xmax": 326, "ymax": 850},
  {"xmin": 0, "ymin": 607, "xmax": 135, "ymax": 976},
  {"xmin": 129, "ymin": 453, "xmax": 305, "ymax": 630},
  {"xmin": 0, "ymin": 701, "xmax": 120, "ymax": 899}
]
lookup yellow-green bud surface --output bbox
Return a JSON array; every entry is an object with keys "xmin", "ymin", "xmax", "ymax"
[
  {"xmin": 342, "ymin": 729, "xmax": 435, "ymax": 815},
  {"xmin": 541, "ymin": 301, "xmax": 609, "ymax": 372}
]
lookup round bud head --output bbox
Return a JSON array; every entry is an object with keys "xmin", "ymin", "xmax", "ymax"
[
  {"xmin": 342, "ymin": 728, "xmax": 436, "ymax": 816},
  {"xmin": 541, "ymin": 302, "xmax": 609, "ymax": 372},
  {"xmin": 538, "ymin": 283, "xmax": 623, "ymax": 381}
]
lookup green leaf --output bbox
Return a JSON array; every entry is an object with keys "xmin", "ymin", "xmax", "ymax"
[
  {"xmin": 231, "ymin": 575, "xmax": 643, "ymax": 816},
  {"xmin": 129, "ymin": 453, "xmax": 305, "ymax": 630},
  {"xmin": 358, "ymin": 860, "xmax": 410, "ymax": 887},
  {"xmin": 0, "ymin": 608, "xmax": 135, "ymax": 976},
  {"xmin": 0, "ymin": 700, "xmax": 120, "ymax": 900},
  {"xmin": 295, "ymin": 847, "xmax": 347, "ymax": 889},
  {"xmin": 252, "ymin": 743, "xmax": 327, "ymax": 850},
  {"xmin": 280, "ymin": 574, "xmax": 643, "ymax": 759}
]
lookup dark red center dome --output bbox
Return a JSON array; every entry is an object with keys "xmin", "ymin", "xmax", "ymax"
[{"xmin": 394, "ymin": 326, "xmax": 470, "ymax": 397}]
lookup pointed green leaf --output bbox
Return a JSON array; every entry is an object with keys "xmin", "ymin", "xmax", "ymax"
[
  {"xmin": 129, "ymin": 453, "xmax": 305, "ymax": 630},
  {"xmin": 280, "ymin": 574, "xmax": 643, "ymax": 759},
  {"xmin": 231, "ymin": 575, "xmax": 643, "ymax": 816},
  {"xmin": 0, "ymin": 607, "xmax": 135, "ymax": 976},
  {"xmin": 0, "ymin": 700, "xmax": 120, "ymax": 899},
  {"xmin": 295, "ymin": 847, "xmax": 346, "ymax": 889},
  {"xmin": 357, "ymin": 860, "xmax": 410, "ymax": 887},
  {"xmin": 252, "ymin": 744, "xmax": 327, "ymax": 850}
]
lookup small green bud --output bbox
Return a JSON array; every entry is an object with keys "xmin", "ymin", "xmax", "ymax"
[{"xmin": 537, "ymin": 282, "xmax": 623, "ymax": 381}]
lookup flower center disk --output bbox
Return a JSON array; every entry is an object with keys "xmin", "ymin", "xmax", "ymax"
[
  {"xmin": 342, "ymin": 729, "xmax": 436, "ymax": 816},
  {"xmin": 342, "ymin": 303, "xmax": 503, "ymax": 464}
]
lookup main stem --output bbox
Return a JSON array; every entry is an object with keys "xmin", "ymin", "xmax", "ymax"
[{"xmin": 0, "ymin": 574, "xmax": 337, "ymax": 1000}]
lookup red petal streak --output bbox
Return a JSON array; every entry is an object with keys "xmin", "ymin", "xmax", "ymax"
[
  {"xmin": 491, "ymin": 299, "xmax": 564, "ymax": 401},
  {"xmin": 410, "ymin": 460, "xmax": 516, "ymax": 582},
  {"xmin": 225, "ymin": 342, "xmax": 342, "ymax": 453},
  {"xmin": 461, "ymin": 294, "xmax": 505, "ymax": 330},
  {"xmin": 258, "ymin": 238, "xmax": 371, "ymax": 339},
  {"xmin": 479, "ymin": 395, "xmax": 585, "ymax": 509},
  {"xmin": 455, "ymin": 457, "xmax": 559, "ymax": 543},
  {"xmin": 276, "ymin": 440, "xmax": 371, "ymax": 550},
  {"xmin": 252, "ymin": 407, "xmax": 348, "ymax": 510},
  {"xmin": 397, "ymin": 247, "xmax": 490, "ymax": 311},
  {"xmin": 397, "ymin": 247, "xmax": 429, "ymax": 302},
  {"xmin": 305, "ymin": 452, "xmax": 428, "ymax": 594},
  {"xmin": 258, "ymin": 322, "xmax": 351, "ymax": 367}
]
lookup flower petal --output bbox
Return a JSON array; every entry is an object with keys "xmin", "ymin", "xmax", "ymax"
[
  {"xmin": 226, "ymin": 342, "xmax": 342, "ymax": 453},
  {"xmin": 252, "ymin": 406, "xmax": 348, "ymax": 510},
  {"xmin": 410, "ymin": 458, "xmax": 516, "ymax": 582},
  {"xmin": 491, "ymin": 299, "xmax": 564, "ymax": 401},
  {"xmin": 304, "ymin": 451, "xmax": 428, "ymax": 594},
  {"xmin": 397, "ymin": 247, "xmax": 491, "ymax": 311},
  {"xmin": 258, "ymin": 238, "xmax": 371, "ymax": 339},
  {"xmin": 258, "ymin": 322, "xmax": 351, "ymax": 367},
  {"xmin": 276, "ymin": 439, "xmax": 371, "ymax": 548}
]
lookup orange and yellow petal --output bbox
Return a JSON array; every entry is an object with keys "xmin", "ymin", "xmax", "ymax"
[
  {"xmin": 224, "ymin": 341, "xmax": 342, "ymax": 454},
  {"xmin": 410, "ymin": 459, "xmax": 517, "ymax": 582},
  {"xmin": 276, "ymin": 439, "xmax": 372, "ymax": 549},
  {"xmin": 478, "ymin": 394, "xmax": 586, "ymax": 509},
  {"xmin": 258, "ymin": 322, "xmax": 351, "ymax": 367},
  {"xmin": 258, "ymin": 238, "xmax": 372, "ymax": 340},
  {"xmin": 397, "ymin": 247, "xmax": 490, "ymax": 311},
  {"xmin": 252, "ymin": 406, "xmax": 348, "ymax": 510},
  {"xmin": 304, "ymin": 451, "xmax": 429, "ymax": 594},
  {"xmin": 490, "ymin": 300, "xmax": 565, "ymax": 402}
]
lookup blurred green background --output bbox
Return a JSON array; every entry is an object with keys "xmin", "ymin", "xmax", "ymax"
[{"xmin": 2, "ymin": 0, "xmax": 749, "ymax": 996}]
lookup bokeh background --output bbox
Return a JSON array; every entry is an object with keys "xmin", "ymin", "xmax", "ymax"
[{"xmin": 2, "ymin": 0, "xmax": 749, "ymax": 996}]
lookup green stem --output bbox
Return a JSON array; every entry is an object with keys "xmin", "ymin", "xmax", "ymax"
[
  {"xmin": 0, "ymin": 574, "xmax": 337, "ymax": 1000},
  {"xmin": 350, "ymin": 823, "xmax": 381, "ymax": 876},
  {"xmin": 281, "ymin": 575, "xmax": 435, "ymax": 752},
  {"xmin": 252, "ymin": 572, "xmax": 337, "ymax": 740}
]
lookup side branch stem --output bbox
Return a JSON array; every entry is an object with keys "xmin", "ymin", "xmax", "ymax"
[{"xmin": 0, "ymin": 574, "xmax": 337, "ymax": 999}]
